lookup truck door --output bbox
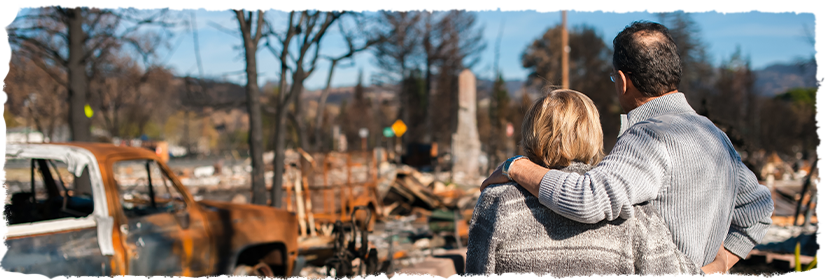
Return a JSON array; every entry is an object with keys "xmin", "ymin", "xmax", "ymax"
[
  {"xmin": 111, "ymin": 159, "xmax": 210, "ymax": 276},
  {"xmin": 2, "ymin": 157, "xmax": 112, "ymax": 276}
]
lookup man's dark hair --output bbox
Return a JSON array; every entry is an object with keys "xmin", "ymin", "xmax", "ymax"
[{"xmin": 612, "ymin": 21, "xmax": 681, "ymax": 97}]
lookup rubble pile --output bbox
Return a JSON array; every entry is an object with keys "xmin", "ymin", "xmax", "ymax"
[
  {"xmin": 380, "ymin": 164, "xmax": 479, "ymax": 218},
  {"xmin": 287, "ymin": 155, "xmax": 481, "ymax": 277}
]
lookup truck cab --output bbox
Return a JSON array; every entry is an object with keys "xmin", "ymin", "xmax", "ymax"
[{"xmin": 2, "ymin": 143, "xmax": 298, "ymax": 277}]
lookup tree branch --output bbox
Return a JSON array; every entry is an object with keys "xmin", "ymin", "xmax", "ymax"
[
  {"xmin": 253, "ymin": 10, "xmax": 265, "ymax": 45},
  {"xmin": 27, "ymin": 58, "xmax": 68, "ymax": 88}
]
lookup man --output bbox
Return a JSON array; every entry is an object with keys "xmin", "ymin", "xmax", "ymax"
[{"xmin": 481, "ymin": 21, "xmax": 774, "ymax": 273}]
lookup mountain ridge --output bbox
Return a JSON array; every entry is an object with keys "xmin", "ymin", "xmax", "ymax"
[{"xmin": 191, "ymin": 60, "xmax": 817, "ymax": 109}]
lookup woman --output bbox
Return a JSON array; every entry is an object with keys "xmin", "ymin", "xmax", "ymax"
[{"xmin": 465, "ymin": 89, "xmax": 702, "ymax": 276}]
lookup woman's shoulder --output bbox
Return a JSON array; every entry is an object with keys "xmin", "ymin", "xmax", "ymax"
[
  {"xmin": 479, "ymin": 182, "xmax": 526, "ymax": 201},
  {"xmin": 479, "ymin": 162, "xmax": 593, "ymax": 201}
]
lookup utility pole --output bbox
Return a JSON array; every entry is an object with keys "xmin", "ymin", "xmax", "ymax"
[{"xmin": 561, "ymin": 10, "xmax": 569, "ymax": 89}]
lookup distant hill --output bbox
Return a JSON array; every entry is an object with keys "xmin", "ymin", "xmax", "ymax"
[
  {"xmin": 475, "ymin": 60, "xmax": 818, "ymax": 100},
  {"xmin": 277, "ymin": 59, "xmax": 818, "ymax": 107},
  {"xmin": 476, "ymin": 78, "xmax": 528, "ymax": 99},
  {"xmin": 753, "ymin": 60, "xmax": 817, "ymax": 96}
]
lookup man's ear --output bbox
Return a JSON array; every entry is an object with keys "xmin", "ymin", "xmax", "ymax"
[{"xmin": 618, "ymin": 70, "xmax": 630, "ymax": 95}]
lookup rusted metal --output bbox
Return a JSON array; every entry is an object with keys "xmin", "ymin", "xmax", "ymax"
[
  {"xmin": 3, "ymin": 227, "xmax": 112, "ymax": 277},
  {"xmin": 283, "ymin": 150, "xmax": 383, "ymax": 235},
  {"xmin": 4, "ymin": 143, "xmax": 299, "ymax": 277},
  {"xmin": 323, "ymin": 206, "xmax": 379, "ymax": 278}
]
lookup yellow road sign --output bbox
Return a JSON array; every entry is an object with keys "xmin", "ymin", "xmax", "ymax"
[
  {"xmin": 84, "ymin": 104, "xmax": 94, "ymax": 118},
  {"xmin": 391, "ymin": 119, "xmax": 407, "ymax": 137}
]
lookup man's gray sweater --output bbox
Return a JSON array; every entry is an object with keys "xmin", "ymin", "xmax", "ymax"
[
  {"xmin": 536, "ymin": 92, "xmax": 774, "ymax": 266},
  {"xmin": 466, "ymin": 163, "xmax": 701, "ymax": 276}
]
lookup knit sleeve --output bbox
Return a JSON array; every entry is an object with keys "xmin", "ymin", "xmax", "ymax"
[
  {"xmin": 724, "ymin": 160, "xmax": 774, "ymax": 258},
  {"xmin": 465, "ymin": 186, "xmax": 509, "ymax": 275},
  {"xmin": 537, "ymin": 124, "xmax": 669, "ymax": 223}
]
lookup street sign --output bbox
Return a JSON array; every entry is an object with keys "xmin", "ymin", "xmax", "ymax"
[
  {"xmin": 383, "ymin": 127, "xmax": 394, "ymax": 138},
  {"xmin": 391, "ymin": 119, "xmax": 407, "ymax": 137},
  {"xmin": 358, "ymin": 128, "xmax": 369, "ymax": 138}
]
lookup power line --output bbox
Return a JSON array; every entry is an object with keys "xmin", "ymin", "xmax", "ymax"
[
  {"xmin": 494, "ymin": 17, "xmax": 505, "ymax": 78},
  {"xmin": 191, "ymin": 11, "xmax": 205, "ymax": 80}
]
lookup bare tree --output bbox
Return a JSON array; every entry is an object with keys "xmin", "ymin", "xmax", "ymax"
[
  {"xmin": 372, "ymin": 3, "xmax": 426, "ymax": 151},
  {"xmin": 521, "ymin": 24, "xmax": 619, "ymax": 150},
  {"xmin": 91, "ymin": 53, "xmax": 176, "ymax": 139},
  {"xmin": 707, "ymin": 48, "xmax": 760, "ymax": 155},
  {"xmin": 263, "ymin": 11, "xmax": 341, "ymax": 207},
  {"xmin": 7, "ymin": 7, "xmax": 174, "ymax": 142},
  {"xmin": 486, "ymin": 74, "xmax": 511, "ymax": 170},
  {"xmin": 657, "ymin": 12, "xmax": 715, "ymax": 111},
  {"xmin": 371, "ymin": 11, "xmax": 486, "ymax": 151},
  {"xmin": 313, "ymin": 15, "xmax": 382, "ymax": 151},
  {"xmin": 425, "ymin": 11, "xmax": 486, "ymax": 148},
  {"xmin": 372, "ymin": 11, "xmax": 423, "ymax": 85},
  {"xmin": 4, "ymin": 54, "xmax": 68, "ymax": 140},
  {"xmin": 337, "ymin": 70, "xmax": 379, "ymax": 150},
  {"xmin": 234, "ymin": 9, "xmax": 268, "ymax": 205}
]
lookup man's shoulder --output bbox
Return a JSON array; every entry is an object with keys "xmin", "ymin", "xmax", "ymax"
[
  {"xmin": 623, "ymin": 106, "xmax": 742, "ymax": 172},
  {"xmin": 627, "ymin": 111, "xmax": 717, "ymax": 137}
]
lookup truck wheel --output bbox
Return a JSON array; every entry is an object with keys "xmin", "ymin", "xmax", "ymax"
[
  {"xmin": 233, "ymin": 261, "xmax": 274, "ymax": 277},
  {"xmin": 232, "ymin": 264, "xmax": 256, "ymax": 276}
]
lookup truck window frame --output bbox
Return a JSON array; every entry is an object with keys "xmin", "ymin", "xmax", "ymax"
[
  {"xmin": 112, "ymin": 159, "xmax": 187, "ymax": 219},
  {"xmin": 4, "ymin": 144, "xmax": 115, "ymax": 256}
]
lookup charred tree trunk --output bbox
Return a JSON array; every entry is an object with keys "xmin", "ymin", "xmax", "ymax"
[
  {"xmin": 67, "ymin": 8, "xmax": 91, "ymax": 142},
  {"xmin": 271, "ymin": 105, "xmax": 288, "ymax": 208},
  {"xmin": 269, "ymin": 11, "xmax": 339, "ymax": 208},
  {"xmin": 314, "ymin": 60, "xmax": 338, "ymax": 152},
  {"xmin": 270, "ymin": 73, "xmax": 289, "ymax": 208},
  {"xmin": 244, "ymin": 42, "xmax": 267, "ymax": 205},
  {"xmin": 270, "ymin": 73, "xmax": 305, "ymax": 208},
  {"xmin": 292, "ymin": 83, "xmax": 310, "ymax": 150},
  {"xmin": 236, "ymin": 10, "xmax": 267, "ymax": 205}
]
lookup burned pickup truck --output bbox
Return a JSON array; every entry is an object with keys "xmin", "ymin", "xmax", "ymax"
[{"xmin": 2, "ymin": 143, "xmax": 298, "ymax": 277}]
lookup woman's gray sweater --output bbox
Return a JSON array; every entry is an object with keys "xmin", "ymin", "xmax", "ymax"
[{"xmin": 465, "ymin": 162, "xmax": 702, "ymax": 276}]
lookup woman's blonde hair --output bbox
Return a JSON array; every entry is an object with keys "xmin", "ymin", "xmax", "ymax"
[{"xmin": 521, "ymin": 88, "xmax": 604, "ymax": 169}]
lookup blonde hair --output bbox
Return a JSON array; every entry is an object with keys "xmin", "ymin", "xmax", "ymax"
[{"xmin": 521, "ymin": 88, "xmax": 604, "ymax": 169}]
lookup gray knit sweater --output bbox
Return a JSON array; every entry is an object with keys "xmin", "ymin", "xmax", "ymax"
[
  {"xmin": 466, "ymin": 162, "xmax": 702, "ymax": 276},
  {"xmin": 535, "ymin": 93, "xmax": 774, "ymax": 266}
]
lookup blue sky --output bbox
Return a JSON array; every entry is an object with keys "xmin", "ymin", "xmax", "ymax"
[{"xmin": 157, "ymin": 10, "xmax": 815, "ymax": 90}]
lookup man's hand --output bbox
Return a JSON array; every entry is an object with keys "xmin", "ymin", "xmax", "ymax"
[
  {"xmin": 720, "ymin": 246, "xmax": 740, "ymax": 271},
  {"xmin": 480, "ymin": 158, "xmax": 549, "ymax": 197},
  {"xmin": 702, "ymin": 243, "xmax": 739, "ymax": 280},
  {"xmin": 480, "ymin": 164, "xmax": 510, "ymax": 192},
  {"xmin": 702, "ymin": 244, "xmax": 733, "ymax": 280}
]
